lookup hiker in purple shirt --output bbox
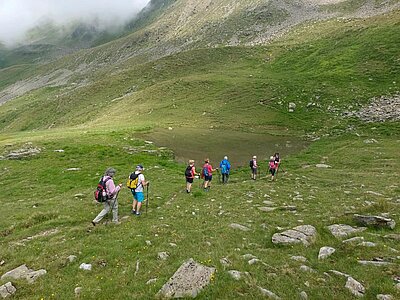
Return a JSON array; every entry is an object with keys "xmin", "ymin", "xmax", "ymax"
[{"xmin": 92, "ymin": 167, "xmax": 122, "ymax": 226}]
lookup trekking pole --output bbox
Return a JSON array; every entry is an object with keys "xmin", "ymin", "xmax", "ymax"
[
  {"xmin": 109, "ymin": 189, "xmax": 120, "ymax": 222},
  {"xmin": 145, "ymin": 183, "xmax": 149, "ymax": 214}
]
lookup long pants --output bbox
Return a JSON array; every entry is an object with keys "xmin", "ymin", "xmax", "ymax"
[
  {"xmin": 93, "ymin": 198, "xmax": 118, "ymax": 223},
  {"xmin": 222, "ymin": 173, "xmax": 229, "ymax": 184}
]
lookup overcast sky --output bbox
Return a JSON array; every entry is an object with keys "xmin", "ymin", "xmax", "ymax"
[{"xmin": 0, "ymin": 0, "xmax": 150, "ymax": 46}]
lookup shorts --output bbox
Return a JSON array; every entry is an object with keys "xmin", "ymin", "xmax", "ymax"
[
  {"xmin": 251, "ymin": 168, "xmax": 257, "ymax": 175},
  {"xmin": 270, "ymin": 168, "xmax": 276, "ymax": 176},
  {"xmin": 204, "ymin": 175, "xmax": 212, "ymax": 182},
  {"xmin": 186, "ymin": 177, "xmax": 194, "ymax": 183},
  {"xmin": 132, "ymin": 190, "xmax": 144, "ymax": 202}
]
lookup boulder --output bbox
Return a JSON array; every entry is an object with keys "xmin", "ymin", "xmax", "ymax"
[
  {"xmin": 229, "ymin": 223, "xmax": 250, "ymax": 231},
  {"xmin": 258, "ymin": 286, "xmax": 281, "ymax": 299},
  {"xmin": 272, "ymin": 225, "xmax": 316, "ymax": 246},
  {"xmin": 0, "ymin": 282, "xmax": 16, "ymax": 298},
  {"xmin": 156, "ymin": 259, "xmax": 215, "ymax": 298},
  {"xmin": 327, "ymin": 224, "xmax": 366, "ymax": 239},
  {"xmin": 1, "ymin": 264, "xmax": 46, "ymax": 284},
  {"xmin": 318, "ymin": 247, "xmax": 336, "ymax": 260},
  {"xmin": 345, "ymin": 277, "xmax": 365, "ymax": 297},
  {"xmin": 353, "ymin": 214, "xmax": 395, "ymax": 229}
]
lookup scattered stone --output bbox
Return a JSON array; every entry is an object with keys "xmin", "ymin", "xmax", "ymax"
[
  {"xmin": 229, "ymin": 223, "xmax": 250, "ymax": 231},
  {"xmin": 329, "ymin": 270, "xmax": 350, "ymax": 278},
  {"xmin": 25, "ymin": 269, "xmax": 47, "ymax": 284},
  {"xmin": 134, "ymin": 260, "xmax": 140, "ymax": 276},
  {"xmin": 0, "ymin": 282, "xmax": 16, "ymax": 298},
  {"xmin": 316, "ymin": 164, "xmax": 331, "ymax": 168},
  {"xmin": 248, "ymin": 258, "xmax": 260, "ymax": 265},
  {"xmin": 300, "ymin": 265, "xmax": 316, "ymax": 273},
  {"xmin": 327, "ymin": 224, "xmax": 367, "ymax": 239},
  {"xmin": 79, "ymin": 263, "xmax": 92, "ymax": 271},
  {"xmin": 66, "ymin": 168, "xmax": 81, "ymax": 171},
  {"xmin": 0, "ymin": 261, "xmax": 4, "ymax": 266},
  {"xmin": 228, "ymin": 270, "xmax": 242, "ymax": 280},
  {"xmin": 146, "ymin": 240, "xmax": 152, "ymax": 246},
  {"xmin": 290, "ymin": 256, "xmax": 308, "ymax": 263},
  {"xmin": 358, "ymin": 242, "xmax": 376, "ymax": 247},
  {"xmin": 220, "ymin": 257, "xmax": 231, "ymax": 267},
  {"xmin": 263, "ymin": 200, "xmax": 275, "ymax": 206},
  {"xmin": 1, "ymin": 264, "xmax": 30, "ymax": 280},
  {"xmin": 343, "ymin": 237, "xmax": 364, "ymax": 244},
  {"xmin": 258, "ymin": 286, "xmax": 281, "ymax": 299},
  {"xmin": 318, "ymin": 246, "xmax": 336, "ymax": 260},
  {"xmin": 288, "ymin": 102, "xmax": 296, "ymax": 113},
  {"xmin": 74, "ymin": 194, "xmax": 84, "ymax": 198},
  {"xmin": 353, "ymin": 214, "xmax": 396, "ymax": 229},
  {"xmin": 74, "ymin": 287, "xmax": 82, "ymax": 297},
  {"xmin": 377, "ymin": 295, "xmax": 393, "ymax": 300},
  {"xmin": 258, "ymin": 207, "xmax": 277, "ymax": 212},
  {"xmin": 300, "ymin": 291, "xmax": 308, "ymax": 300},
  {"xmin": 242, "ymin": 254, "xmax": 256, "ymax": 260},
  {"xmin": 358, "ymin": 260, "xmax": 393, "ymax": 266},
  {"xmin": 272, "ymin": 225, "xmax": 317, "ymax": 246},
  {"xmin": 169, "ymin": 243, "xmax": 177, "ymax": 247},
  {"xmin": 156, "ymin": 259, "xmax": 215, "ymax": 298},
  {"xmin": 146, "ymin": 278, "xmax": 157, "ymax": 285},
  {"xmin": 67, "ymin": 255, "xmax": 77, "ymax": 263},
  {"xmin": 54, "ymin": 149, "xmax": 65, "ymax": 152},
  {"xmin": 345, "ymin": 277, "xmax": 365, "ymax": 297},
  {"xmin": 384, "ymin": 234, "xmax": 400, "ymax": 241},
  {"xmin": 365, "ymin": 191, "xmax": 384, "ymax": 196},
  {"xmin": 395, "ymin": 283, "xmax": 400, "ymax": 290},
  {"xmin": 158, "ymin": 252, "xmax": 169, "ymax": 260},
  {"xmin": 3, "ymin": 147, "xmax": 41, "ymax": 160}
]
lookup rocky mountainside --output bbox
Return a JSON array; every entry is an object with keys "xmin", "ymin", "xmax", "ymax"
[{"xmin": 0, "ymin": 0, "xmax": 399, "ymax": 106}]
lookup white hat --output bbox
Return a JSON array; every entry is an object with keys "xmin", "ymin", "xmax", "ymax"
[
  {"xmin": 270, "ymin": 156, "xmax": 274, "ymax": 160},
  {"xmin": 224, "ymin": 156, "xmax": 228, "ymax": 160},
  {"xmin": 253, "ymin": 155, "xmax": 257, "ymax": 159}
]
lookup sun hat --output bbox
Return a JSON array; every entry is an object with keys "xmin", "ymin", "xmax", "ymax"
[
  {"xmin": 189, "ymin": 159, "xmax": 195, "ymax": 164},
  {"xmin": 270, "ymin": 156, "xmax": 274, "ymax": 160},
  {"xmin": 136, "ymin": 164, "xmax": 144, "ymax": 171},
  {"xmin": 224, "ymin": 156, "xmax": 228, "ymax": 160},
  {"xmin": 253, "ymin": 155, "xmax": 257, "ymax": 159}
]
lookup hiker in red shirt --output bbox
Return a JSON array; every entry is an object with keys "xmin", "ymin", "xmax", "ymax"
[
  {"xmin": 202, "ymin": 158, "xmax": 217, "ymax": 191},
  {"xmin": 269, "ymin": 156, "xmax": 277, "ymax": 181}
]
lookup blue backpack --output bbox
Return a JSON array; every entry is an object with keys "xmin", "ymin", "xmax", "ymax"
[
  {"xmin": 202, "ymin": 166, "xmax": 209, "ymax": 178},
  {"xmin": 220, "ymin": 162, "xmax": 228, "ymax": 174}
]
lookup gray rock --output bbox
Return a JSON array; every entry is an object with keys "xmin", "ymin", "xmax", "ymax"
[
  {"xmin": 395, "ymin": 283, "xmax": 400, "ymax": 290},
  {"xmin": 358, "ymin": 260, "xmax": 393, "ymax": 266},
  {"xmin": 219, "ymin": 257, "xmax": 231, "ymax": 267},
  {"xmin": 229, "ymin": 223, "xmax": 250, "ymax": 231},
  {"xmin": 343, "ymin": 237, "xmax": 364, "ymax": 244},
  {"xmin": 66, "ymin": 168, "xmax": 81, "ymax": 171},
  {"xmin": 146, "ymin": 278, "xmax": 157, "ymax": 285},
  {"xmin": 248, "ymin": 258, "xmax": 260, "ymax": 265},
  {"xmin": 353, "ymin": 214, "xmax": 396, "ymax": 229},
  {"xmin": 329, "ymin": 270, "xmax": 350, "ymax": 278},
  {"xmin": 263, "ymin": 200, "xmax": 275, "ymax": 206},
  {"xmin": 156, "ymin": 259, "xmax": 215, "ymax": 298},
  {"xmin": 290, "ymin": 256, "xmax": 308, "ymax": 263},
  {"xmin": 272, "ymin": 225, "xmax": 316, "ymax": 246},
  {"xmin": 327, "ymin": 224, "xmax": 367, "ymax": 239},
  {"xmin": 1, "ymin": 264, "xmax": 46, "ymax": 283},
  {"xmin": 79, "ymin": 263, "xmax": 92, "ymax": 271},
  {"xmin": 169, "ymin": 243, "xmax": 177, "ymax": 247},
  {"xmin": 300, "ymin": 291, "xmax": 308, "ymax": 300},
  {"xmin": 384, "ymin": 234, "xmax": 400, "ymax": 240},
  {"xmin": 228, "ymin": 270, "xmax": 242, "ymax": 280},
  {"xmin": 0, "ymin": 261, "xmax": 4, "ymax": 266},
  {"xmin": 258, "ymin": 207, "xmax": 277, "ymax": 212},
  {"xmin": 318, "ymin": 246, "xmax": 336, "ymax": 260},
  {"xmin": 258, "ymin": 286, "xmax": 281, "ymax": 299},
  {"xmin": 300, "ymin": 265, "xmax": 316, "ymax": 273},
  {"xmin": 345, "ymin": 277, "xmax": 365, "ymax": 297},
  {"xmin": 67, "ymin": 255, "xmax": 77, "ymax": 263},
  {"xmin": 242, "ymin": 254, "xmax": 256, "ymax": 260},
  {"xmin": 74, "ymin": 287, "xmax": 82, "ymax": 297},
  {"xmin": 377, "ymin": 295, "xmax": 393, "ymax": 300},
  {"xmin": 0, "ymin": 282, "xmax": 16, "ymax": 298},
  {"xmin": 146, "ymin": 240, "xmax": 152, "ymax": 246},
  {"xmin": 25, "ymin": 269, "xmax": 46, "ymax": 284},
  {"xmin": 158, "ymin": 252, "xmax": 169, "ymax": 261},
  {"xmin": 358, "ymin": 242, "xmax": 376, "ymax": 247},
  {"xmin": 316, "ymin": 164, "xmax": 331, "ymax": 168},
  {"xmin": 1, "ymin": 264, "xmax": 30, "ymax": 280}
]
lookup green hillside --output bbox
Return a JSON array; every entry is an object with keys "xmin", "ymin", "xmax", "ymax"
[{"xmin": 0, "ymin": 1, "xmax": 399, "ymax": 299}]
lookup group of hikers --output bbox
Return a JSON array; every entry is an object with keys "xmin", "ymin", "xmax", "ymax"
[
  {"xmin": 185, "ymin": 153, "xmax": 281, "ymax": 193},
  {"xmin": 91, "ymin": 153, "xmax": 281, "ymax": 226}
]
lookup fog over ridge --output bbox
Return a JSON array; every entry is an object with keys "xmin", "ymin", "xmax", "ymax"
[{"xmin": 0, "ymin": 0, "xmax": 150, "ymax": 46}]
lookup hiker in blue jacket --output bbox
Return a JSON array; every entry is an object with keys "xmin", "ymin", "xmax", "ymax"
[{"xmin": 219, "ymin": 156, "xmax": 231, "ymax": 184}]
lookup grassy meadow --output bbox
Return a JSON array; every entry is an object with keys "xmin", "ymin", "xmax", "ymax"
[{"xmin": 0, "ymin": 10, "xmax": 399, "ymax": 300}]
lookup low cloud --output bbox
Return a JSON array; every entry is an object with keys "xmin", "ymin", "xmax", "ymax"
[{"xmin": 0, "ymin": 0, "xmax": 150, "ymax": 46}]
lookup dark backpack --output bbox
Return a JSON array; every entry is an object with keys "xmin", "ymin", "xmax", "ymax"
[
  {"xmin": 94, "ymin": 177, "xmax": 111, "ymax": 202},
  {"xmin": 202, "ymin": 166, "xmax": 209, "ymax": 177},
  {"xmin": 249, "ymin": 160, "xmax": 253, "ymax": 168},
  {"xmin": 185, "ymin": 165, "xmax": 192, "ymax": 177}
]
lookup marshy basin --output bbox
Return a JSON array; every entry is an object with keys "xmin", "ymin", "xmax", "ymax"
[{"xmin": 137, "ymin": 127, "xmax": 309, "ymax": 167}]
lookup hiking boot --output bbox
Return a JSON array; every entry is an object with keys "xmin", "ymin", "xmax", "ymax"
[
  {"xmin": 135, "ymin": 212, "xmax": 141, "ymax": 216},
  {"xmin": 91, "ymin": 221, "xmax": 96, "ymax": 227},
  {"xmin": 131, "ymin": 209, "xmax": 136, "ymax": 214}
]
